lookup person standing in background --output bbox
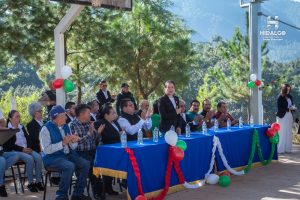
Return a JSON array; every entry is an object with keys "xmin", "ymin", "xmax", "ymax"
[{"xmin": 277, "ymin": 84, "xmax": 296, "ymax": 153}]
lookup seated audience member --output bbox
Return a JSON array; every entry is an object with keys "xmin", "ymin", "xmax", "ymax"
[
  {"xmin": 4, "ymin": 110, "xmax": 44, "ymax": 192},
  {"xmin": 136, "ymin": 100, "xmax": 150, "ymax": 117},
  {"xmin": 215, "ymin": 101, "xmax": 238, "ymax": 127},
  {"xmin": 186, "ymin": 100, "xmax": 200, "ymax": 120},
  {"xmin": 0, "ymin": 151, "xmax": 19, "ymax": 197},
  {"xmin": 87, "ymin": 99, "xmax": 99, "ymax": 121},
  {"xmin": 65, "ymin": 101, "xmax": 76, "ymax": 124},
  {"xmin": 177, "ymin": 100, "xmax": 201, "ymax": 134},
  {"xmin": 116, "ymin": 83, "xmax": 137, "ymax": 116},
  {"xmin": 199, "ymin": 99, "xmax": 216, "ymax": 128},
  {"xmin": 39, "ymin": 105, "xmax": 90, "ymax": 200},
  {"xmin": 27, "ymin": 102, "xmax": 44, "ymax": 153},
  {"xmin": 69, "ymin": 104, "xmax": 105, "ymax": 199},
  {"xmin": 118, "ymin": 99, "xmax": 152, "ymax": 141},
  {"xmin": 0, "ymin": 115, "xmax": 20, "ymax": 197},
  {"xmin": 94, "ymin": 104, "xmax": 122, "ymax": 195},
  {"xmin": 150, "ymin": 100, "xmax": 161, "ymax": 134}
]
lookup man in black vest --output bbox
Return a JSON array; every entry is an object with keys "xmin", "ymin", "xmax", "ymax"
[
  {"xmin": 158, "ymin": 80, "xmax": 181, "ymax": 133},
  {"xmin": 117, "ymin": 99, "xmax": 152, "ymax": 141},
  {"xmin": 96, "ymin": 80, "xmax": 116, "ymax": 109},
  {"xmin": 116, "ymin": 83, "xmax": 137, "ymax": 116}
]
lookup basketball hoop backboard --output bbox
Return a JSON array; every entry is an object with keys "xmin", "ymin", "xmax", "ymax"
[{"xmin": 50, "ymin": 0, "xmax": 132, "ymax": 11}]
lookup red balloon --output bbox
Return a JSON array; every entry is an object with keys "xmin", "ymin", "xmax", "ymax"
[
  {"xmin": 266, "ymin": 128, "xmax": 276, "ymax": 138},
  {"xmin": 271, "ymin": 123, "xmax": 280, "ymax": 132},
  {"xmin": 255, "ymin": 80, "xmax": 261, "ymax": 86},
  {"xmin": 171, "ymin": 146, "xmax": 184, "ymax": 161},
  {"xmin": 52, "ymin": 79, "xmax": 64, "ymax": 89},
  {"xmin": 135, "ymin": 195, "xmax": 147, "ymax": 200}
]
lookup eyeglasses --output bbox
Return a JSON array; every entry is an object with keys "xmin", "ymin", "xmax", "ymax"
[
  {"xmin": 36, "ymin": 110, "xmax": 42, "ymax": 113},
  {"xmin": 180, "ymin": 105, "xmax": 186, "ymax": 108},
  {"xmin": 102, "ymin": 85, "xmax": 108, "ymax": 87}
]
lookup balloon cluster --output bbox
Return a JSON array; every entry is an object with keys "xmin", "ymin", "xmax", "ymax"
[
  {"xmin": 165, "ymin": 130, "xmax": 187, "ymax": 161},
  {"xmin": 51, "ymin": 66, "xmax": 75, "ymax": 93},
  {"xmin": 266, "ymin": 122, "xmax": 280, "ymax": 144},
  {"xmin": 247, "ymin": 74, "xmax": 262, "ymax": 89}
]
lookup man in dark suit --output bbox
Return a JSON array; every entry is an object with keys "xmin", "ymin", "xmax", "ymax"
[
  {"xmin": 158, "ymin": 80, "xmax": 181, "ymax": 133},
  {"xmin": 116, "ymin": 83, "xmax": 137, "ymax": 116},
  {"xmin": 96, "ymin": 80, "xmax": 116, "ymax": 109}
]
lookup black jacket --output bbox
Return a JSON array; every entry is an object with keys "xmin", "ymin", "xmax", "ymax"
[
  {"xmin": 116, "ymin": 91, "xmax": 137, "ymax": 115},
  {"xmin": 276, "ymin": 94, "xmax": 293, "ymax": 118},
  {"xmin": 158, "ymin": 94, "xmax": 180, "ymax": 133},
  {"xmin": 96, "ymin": 90, "xmax": 115, "ymax": 109},
  {"xmin": 3, "ymin": 125, "xmax": 31, "ymax": 152},
  {"xmin": 94, "ymin": 119, "xmax": 121, "ymax": 145},
  {"xmin": 26, "ymin": 119, "xmax": 43, "ymax": 153},
  {"xmin": 178, "ymin": 113, "xmax": 199, "ymax": 133}
]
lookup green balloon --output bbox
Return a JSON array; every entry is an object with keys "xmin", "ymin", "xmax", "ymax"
[
  {"xmin": 219, "ymin": 175, "xmax": 231, "ymax": 187},
  {"xmin": 269, "ymin": 133, "xmax": 279, "ymax": 144},
  {"xmin": 176, "ymin": 140, "xmax": 187, "ymax": 151},
  {"xmin": 63, "ymin": 79, "xmax": 75, "ymax": 93},
  {"xmin": 247, "ymin": 81, "xmax": 255, "ymax": 88}
]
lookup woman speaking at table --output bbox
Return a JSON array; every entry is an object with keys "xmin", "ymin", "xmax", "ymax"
[
  {"xmin": 276, "ymin": 83, "xmax": 296, "ymax": 153},
  {"xmin": 158, "ymin": 80, "xmax": 181, "ymax": 133}
]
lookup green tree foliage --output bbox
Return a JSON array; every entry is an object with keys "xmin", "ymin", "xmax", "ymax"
[
  {"xmin": 1, "ymin": 0, "xmax": 197, "ymax": 102},
  {"xmin": 0, "ymin": 88, "xmax": 41, "ymax": 125}
]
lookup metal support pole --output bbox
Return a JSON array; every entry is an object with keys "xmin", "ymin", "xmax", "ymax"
[
  {"xmin": 249, "ymin": 1, "xmax": 263, "ymax": 124},
  {"xmin": 54, "ymin": 4, "xmax": 85, "ymax": 106}
]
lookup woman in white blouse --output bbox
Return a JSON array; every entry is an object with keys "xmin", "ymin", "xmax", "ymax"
[{"xmin": 3, "ymin": 110, "xmax": 43, "ymax": 192}]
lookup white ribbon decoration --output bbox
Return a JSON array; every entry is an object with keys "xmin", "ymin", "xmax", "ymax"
[
  {"xmin": 214, "ymin": 136, "xmax": 245, "ymax": 175},
  {"xmin": 183, "ymin": 136, "xmax": 245, "ymax": 189},
  {"xmin": 183, "ymin": 136, "xmax": 218, "ymax": 189}
]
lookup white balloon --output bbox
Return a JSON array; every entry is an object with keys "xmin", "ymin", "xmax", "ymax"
[
  {"xmin": 164, "ymin": 130, "xmax": 178, "ymax": 146},
  {"xmin": 61, "ymin": 65, "xmax": 73, "ymax": 79},
  {"xmin": 206, "ymin": 174, "xmax": 219, "ymax": 185},
  {"xmin": 250, "ymin": 74, "xmax": 257, "ymax": 81}
]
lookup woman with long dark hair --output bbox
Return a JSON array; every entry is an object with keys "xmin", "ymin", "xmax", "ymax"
[{"xmin": 276, "ymin": 84, "xmax": 296, "ymax": 153}]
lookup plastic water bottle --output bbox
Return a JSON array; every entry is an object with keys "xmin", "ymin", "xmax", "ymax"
[
  {"xmin": 170, "ymin": 125, "xmax": 175, "ymax": 132},
  {"xmin": 250, "ymin": 115, "xmax": 254, "ymax": 127},
  {"xmin": 159, "ymin": 130, "xmax": 163, "ymax": 138},
  {"xmin": 185, "ymin": 123, "xmax": 191, "ymax": 138},
  {"xmin": 120, "ymin": 131, "xmax": 127, "ymax": 147},
  {"xmin": 214, "ymin": 119, "xmax": 219, "ymax": 132},
  {"xmin": 153, "ymin": 127, "xmax": 159, "ymax": 143},
  {"xmin": 145, "ymin": 118, "xmax": 150, "ymax": 130},
  {"xmin": 227, "ymin": 118, "xmax": 231, "ymax": 130},
  {"xmin": 202, "ymin": 121, "xmax": 207, "ymax": 134},
  {"xmin": 239, "ymin": 117, "xmax": 243, "ymax": 128},
  {"xmin": 137, "ymin": 129, "xmax": 143, "ymax": 145}
]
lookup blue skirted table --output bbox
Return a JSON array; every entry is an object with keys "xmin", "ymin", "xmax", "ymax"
[{"xmin": 93, "ymin": 125, "xmax": 277, "ymax": 199}]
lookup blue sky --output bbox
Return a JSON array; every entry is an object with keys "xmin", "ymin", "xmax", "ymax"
[{"xmin": 170, "ymin": 0, "xmax": 300, "ymax": 62}]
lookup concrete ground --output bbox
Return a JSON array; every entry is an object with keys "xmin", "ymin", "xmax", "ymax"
[{"xmin": 4, "ymin": 145, "xmax": 300, "ymax": 200}]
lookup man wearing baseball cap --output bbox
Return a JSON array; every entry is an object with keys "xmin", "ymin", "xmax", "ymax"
[
  {"xmin": 116, "ymin": 83, "xmax": 137, "ymax": 115},
  {"xmin": 39, "ymin": 105, "xmax": 91, "ymax": 200}
]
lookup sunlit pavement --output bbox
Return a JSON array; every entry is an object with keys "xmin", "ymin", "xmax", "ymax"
[{"xmin": 4, "ymin": 145, "xmax": 300, "ymax": 200}]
